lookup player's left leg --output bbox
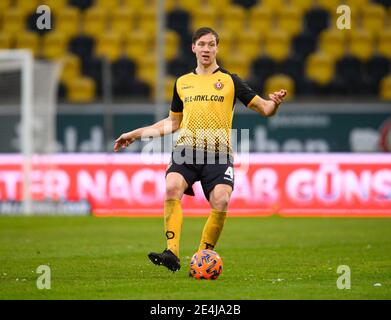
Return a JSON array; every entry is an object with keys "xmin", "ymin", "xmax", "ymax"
[{"xmin": 198, "ymin": 184, "xmax": 233, "ymax": 251}]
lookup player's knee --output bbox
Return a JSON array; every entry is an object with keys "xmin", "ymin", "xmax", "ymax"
[
  {"xmin": 211, "ymin": 192, "xmax": 230, "ymax": 211},
  {"xmin": 165, "ymin": 183, "xmax": 183, "ymax": 200}
]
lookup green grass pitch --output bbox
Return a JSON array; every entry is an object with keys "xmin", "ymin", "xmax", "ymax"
[{"xmin": 0, "ymin": 215, "xmax": 390, "ymax": 300}]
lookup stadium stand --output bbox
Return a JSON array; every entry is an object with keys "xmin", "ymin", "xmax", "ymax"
[
  {"xmin": 318, "ymin": 28, "xmax": 346, "ymax": 61},
  {"xmin": 380, "ymin": 74, "xmax": 391, "ymax": 100},
  {"xmin": 15, "ymin": 31, "xmax": 40, "ymax": 56},
  {"xmin": 0, "ymin": 0, "xmax": 389, "ymax": 102},
  {"xmin": 67, "ymin": 76, "xmax": 96, "ymax": 102},
  {"xmin": 42, "ymin": 31, "xmax": 69, "ymax": 60},
  {"xmin": 264, "ymin": 74, "xmax": 295, "ymax": 100}
]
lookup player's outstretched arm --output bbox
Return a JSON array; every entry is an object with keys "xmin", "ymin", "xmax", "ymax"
[
  {"xmin": 113, "ymin": 112, "xmax": 182, "ymax": 152},
  {"xmin": 248, "ymin": 89, "xmax": 287, "ymax": 117}
]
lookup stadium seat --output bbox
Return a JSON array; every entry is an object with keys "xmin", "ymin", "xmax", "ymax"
[
  {"xmin": 362, "ymin": 3, "xmax": 386, "ymax": 36},
  {"xmin": 110, "ymin": 7, "xmax": 135, "ymax": 38},
  {"xmin": 111, "ymin": 57, "xmax": 136, "ymax": 84},
  {"xmin": 348, "ymin": 29, "xmax": 374, "ymax": 62},
  {"xmin": 42, "ymin": 0, "xmax": 68, "ymax": 13},
  {"xmin": 249, "ymin": 6, "xmax": 272, "ymax": 34},
  {"xmin": 69, "ymin": 0, "xmax": 94, "ymax": 11},
  {"xmin": 251, "ymin": 55, "xmax": 276, "ymax": 83},
  {"xmin": 335, "ymin": 55, "xmax": 365, "ymax": 93},
  {"xmin": 305, "ymin": 52, "xmax": 335, "ymax": 85},
  {"xmin": 128, "ymin": 79, "xmax": 151, "ymax": 99},
  {"xmin": 125, "ymin": 30, "xmax": 154, "ymax": 63},
  {"xmin": 264, "ymin": 30, "xmax": 290, "ymax": 62},
  {"xmin": 167, "ymin": 7, "xmax": 190, "ymax": 37},
  {"xmin": 304, "ymin": 7, "xmax": 330, "ymax": 36},
  {"xmin": 319, "ymin": 29, "xmax": 346, "ymax": 62},
  {"xmin": 136, "ymin": 53, "xmax": 157, "ymax": 89},
  {"xmin": 191, "ymin": 6, "xmax": 218, "ymax": 32},
  {"xmin": 112, "ymin": 74, "xmax": 134, "ymax": 97},
  {"xmin": 112, "ymin": 57, "xmax": 150, "ymax": 98},
  {"xmin": 60, "ymin": 54, "xmax": 81, "ymax": 86},
  {"xmin": 123, "ymin": 0, "xmax": 149, "ymax": 11},
  {"xmin": 345, "ymin": 0, "xmax": 369, "ymax": 9},
  {"xmin": 220, "ymin": 5, "xmax": 246, "ymax": 36},
  {"xmin": 176, "ymin": 0, "xmax": 199, "ymax": 13},
  {"xmin": 0, "ymin": 0, "xmax": 11, "ymax": 12},
  {"xmin": 365, "ymin": 54, "xmax": 390, "ymax": 92},
  {"xmin": 288, "ymin": 0, "xmax": 313, "ymax": 14},
  {"xmin": 164, "ymin": 31, "xmax": 180, "ymax": 61},
  {"xmin": 82, "ymin": 57, "xmax": 104, "ymax": 96},
  {"xmin": 83, "ymin": 6, "xmax": 108, "ymax": 39},
  {"xmin": 167, "ymin": 57, "xmax": 193, "ymax": 77},
  {"xmin": 15, "ymin": 32, "xmax": 40, "ymax": 57},
  {"xmin": 278, "ymin": 56, "xmax": 304, "ymax": 84},
  {"xmin": 378, "ymin": 29, "xmax": 391, "ymax": 59},
  {"xmin": 42, "ymin": 32, "xmax": 69, "ymax": 60},
  {"xmin": 211, "ymin": 29, "xmax": 234, "ymax": 59},
  {"xmin": 0, "ymin": 33, "xmax": 12, "ymax": 49},
  {"xmin": 336, "ymin": 55, "xmax": 363, "ymax": 81},
  {"xmin": 57, "ymin": 82, "xmax": 67, "ymax": 100},
  {"xmin": 95, "ymin": 32, "xmax": 122, "ymax": 62},
  {"xmin": 69, "ymin": 34, "xmax": 95, "ymax": 61},
  {"xmin": 164, "ymin": 0, "xmax": 176, "ymax": 11},
  {"xmin": 373, "ymin": 0, "xmax": 391, "ymax": 7},
  {"xmin": 232, "ymin": 0, "xmax": 257, "ymax": 9},
  {"xmin": 264, "ymin": 74, "xmax": 294, "ymax": 100},
  {"xmin": 237, "ymin": 29, "xmax": 262, "ymax": 61},
  {"xmin": 317, "ymin": 0, "xmax": 341, "ymax": 14},
  {"xmin": 94, "ymin": 0, "xmax": 120, "ymax": 12},
  {"xmin": 15, "ymin": 0, "xmax": 38, "ymax": 16},
  {"xmin": 292, "ymin": 32, "xmax": 317, "ymax": 60},
  {"xmin": 344, "ymin": 0, "xmax": 368, "ymax": 19},
  {"xmin": 165, "ymin": 76, "xmax": 176, "ymax": 102},
  {"xmin": 220, "ymin": 51, "xmax": 250, "ymax": 79},
  {"xmin": 207, "ymin": 0, "xmax": 232, "ymax": 11},
  {"xmin": 379, "ymin": 74, "xmax": 391, "ymax": 100},
  {"xmin": 2, "ymin": 8, "xmax": 26, "ymax": 36},
  {"xmin": 277, "ymin": 6, "xmax": 303, "ymax": 39},
  {"xmin": 138, "ymin": 7, "xmax": 157, "ymax": 35},
  {"xmin": 67, "ymin": 76, "xmax": 96, "ymax": 103},
  {"xmin": 56, "ymin": 7, "xmax": 82, "ymax": 38},
  {"xmin": 257, "ymin": 0, "xmax": 285, "ymax": 14}
]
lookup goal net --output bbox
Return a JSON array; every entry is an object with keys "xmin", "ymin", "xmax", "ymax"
[{"xmin": 0, "ymin": 49, "xmax": 61, "ymax": 214}]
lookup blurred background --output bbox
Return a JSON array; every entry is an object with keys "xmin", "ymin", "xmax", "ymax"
[{"xmin": 0, "ymin": 0, "xmax": 390, "ymax": 153}]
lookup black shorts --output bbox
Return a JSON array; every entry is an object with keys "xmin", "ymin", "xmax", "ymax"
[{"xmin": 166, "ymin": 146, "xmax": 234, "ymax": 201}]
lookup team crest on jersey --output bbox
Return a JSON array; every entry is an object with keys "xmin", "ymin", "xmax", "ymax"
[{"xmin": 214, "ymin": 80, "xmax": 224, "ymax": 90}]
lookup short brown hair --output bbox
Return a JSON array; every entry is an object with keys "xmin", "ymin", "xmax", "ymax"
[{"xmin": 192, "ymin": 27, "xmax": 219, "ymax": 45}]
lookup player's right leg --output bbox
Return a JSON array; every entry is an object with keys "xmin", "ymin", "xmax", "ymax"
[
  {"xmin": 148, "ymin": 172, "xmax": 188, "ymax": 272},
  {"xmin": 163, "ymin": 172, "xmax": 188, "ymax": 257}
]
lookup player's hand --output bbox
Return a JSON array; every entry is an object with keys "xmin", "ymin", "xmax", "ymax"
[
  {"xmin": 114, "ymin": 132, "xmax": 136, "ymax": 152},
  {"xmin": 268, "ymin": 89, "xmax": 287, "ymax": 107}
]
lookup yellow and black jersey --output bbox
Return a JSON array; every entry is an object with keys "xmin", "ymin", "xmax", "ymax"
[{"xmin": 170, "ymin": 67, "xmax": 259, "ymax": 154}]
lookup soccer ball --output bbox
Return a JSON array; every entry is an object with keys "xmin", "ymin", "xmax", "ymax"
[{"xmin": 189, "ymin": 249, "xmax": 223, "ymax": 280}]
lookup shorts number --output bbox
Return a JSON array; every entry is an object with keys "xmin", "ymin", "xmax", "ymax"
[{"xmin": 225, "ymin": 167, "xmax": 234, "ymax": 179}]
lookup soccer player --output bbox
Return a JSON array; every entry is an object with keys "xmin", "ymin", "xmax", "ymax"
[{"xmin": 114, "ymin": 27, "xmax": 287, "ymax": 272}]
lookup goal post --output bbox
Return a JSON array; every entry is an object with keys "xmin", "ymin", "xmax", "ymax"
[{"xmin": 0, "ymin": 49, "xmax": 61, "ymax": 215}]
